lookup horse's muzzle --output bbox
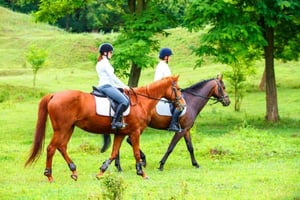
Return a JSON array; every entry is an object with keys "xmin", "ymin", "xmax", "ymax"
[{"xmin": 221, "ymin": 96, "xmax": 231, "ymax": 106}]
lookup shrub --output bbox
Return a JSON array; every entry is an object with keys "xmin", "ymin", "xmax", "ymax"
[{"xmin": 100, "ymin": 172, "xmax": 127, "ymax": 200}]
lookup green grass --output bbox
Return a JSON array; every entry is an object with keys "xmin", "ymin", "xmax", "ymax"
[{"xmin": 0, "ymin": 6, "xmax": 300, "ymax": 200}]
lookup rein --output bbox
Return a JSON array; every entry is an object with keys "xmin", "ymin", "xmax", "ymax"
[{"xmin": 127, "ymin": 83, "xmax": 182, "ymax": 105}]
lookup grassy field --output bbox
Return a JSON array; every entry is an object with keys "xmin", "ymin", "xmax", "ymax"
[{"xmin": 0, "ymin": 6, "xmax": 299, "ymax": 200}]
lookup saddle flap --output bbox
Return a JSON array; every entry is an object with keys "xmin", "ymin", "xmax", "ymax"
[
  {"xmin": 94, "ymin": 96, "xmax": 130, "ymax": 116},
  {"xmin": 156, "ymin": 98, "xmax": 186, "ymax": 117}
]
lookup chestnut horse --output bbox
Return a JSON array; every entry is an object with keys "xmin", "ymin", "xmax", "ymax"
[
  {"xmin": 25, "ymin": 76, "xmax": 185, "ymax": 182},
  {"xmin": 102, "ymin": 75, "xmax": 230, "ymax": 171}
]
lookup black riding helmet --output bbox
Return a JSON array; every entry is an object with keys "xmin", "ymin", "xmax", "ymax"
[
  {"xmin": 159, "ymin": 48, "xmax": 173, "ymax": 59},
  {"xmin": 99, "ymin": 43, "xmax": 113, "ymax": 54}
]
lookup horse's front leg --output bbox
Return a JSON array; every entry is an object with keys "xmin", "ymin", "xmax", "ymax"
[
  {"xmin": 126, "ymin": 137, "xmax": 147, "ymax": 167},
  {"xmin": 130, "ymin": 133, "xmax": 148, "ymax": 179},
  {"xmin": 183, "ymin": 130, "xmax": 200, "ymax": 168},
  {"xmin": 115, "ymin": 152, "xmax": 122, "ymax": 172},
  {"xmin": 96, "ymin": 134, "xmax": 125, "ymax": 179}
]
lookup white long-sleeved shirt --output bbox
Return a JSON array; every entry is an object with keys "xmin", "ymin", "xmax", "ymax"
[
  {"xmin": 96, "ymin": 57, "xmax": 127, "ymax": 88},
  {"xmin": 154, "ymin": 60, "xmax": 171, "ymax": 81}
]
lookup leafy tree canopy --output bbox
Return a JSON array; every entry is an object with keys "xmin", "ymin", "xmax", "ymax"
[{"xmin": 184, "ymin": 0, "xmax": 300, "ymax": 66}]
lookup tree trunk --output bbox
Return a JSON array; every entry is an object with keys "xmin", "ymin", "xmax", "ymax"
[
  {"xmin": 128, "ymin": 63, "xmax": 141, "ymax": 87},
  {"xmin": 264, "ymin": 26, "xmax": 279, "ymax": 122},
  {"xmin": 259, "ymin": 68, "xmax": 266, "ymax": 91},
  {"xmin": 65, "ymin": 15, "xmax": 70, "ymax": 31},
  {"xmin": 126, "ymin": 0, "xmax": 147, "ymax": 87}
]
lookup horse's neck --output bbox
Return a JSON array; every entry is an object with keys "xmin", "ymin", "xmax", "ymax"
[
  {"xmin": 144, "ymin": 82, "xmax": 167, "ymax": 99},
  {"xmin": 132, "ymin": 84, "xmax": 165, "ymax": 107},
  {"xmin": 185, "ymin": 81, "xmax": 215, "ymax": 113}
]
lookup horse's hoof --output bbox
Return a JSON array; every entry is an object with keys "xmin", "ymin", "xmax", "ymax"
[
  {"xmin": 96, "ymin": 172, "xmax": 103, "ymax": 180},
  {"xmin": 195, "ymin": 165, "xmax": 200, "ymax": 169},
  {"xmin": 158, "ymin": 166, "xmax": 164, "ymax": 171},
  {"xmin": 47, "ymin": 177, "xmax": 54, "ymax": 183},
  {"xmin": 143, "ymin": 176, "xmax": 149, "ymax": 180},
  {"xmin": 71, "ymin": 174, "xmax": 78, "ymax": 181}
]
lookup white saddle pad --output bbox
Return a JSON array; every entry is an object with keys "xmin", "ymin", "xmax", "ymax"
[
  {"xmin": 156, "ymin": 98, "xmax": 186, "ymax": 116},
  {"xmin": 95, "ymin": 96, "xmax": 130, "ymax": 116}
]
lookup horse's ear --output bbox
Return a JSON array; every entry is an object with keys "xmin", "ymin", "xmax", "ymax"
[
  {"xmin": 174, "ymin": 75, "xmax": 179, "ymax": 81},
  {"xmin": 216, "ymin": 74, "xmax": 223, "ymax": 80}
]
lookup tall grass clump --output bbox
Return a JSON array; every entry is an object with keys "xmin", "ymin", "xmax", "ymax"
[{"xmin": 100, "ymin": 172, "xmax": 127, "ymax": 200}]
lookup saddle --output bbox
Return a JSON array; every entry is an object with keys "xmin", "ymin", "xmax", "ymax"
[{"xmin": 91, "ymin": 86, "xmax": 130, "ymax": 116}]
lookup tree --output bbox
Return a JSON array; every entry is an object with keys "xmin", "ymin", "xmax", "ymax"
[
  {"xmin": 184, "ymin": 0, "xmax": 300, "ymax": 122},
  {"xmin": 33, "ymin": 0, "xmax": 86, "ymax": 31},
  {"xmin": 13, "ymin": 0, "xmax": 126, "ymax": 32},
  {"xmin": 25, "ymin": 44, "xmax": 47, "ymax": 87},
  {"xmin": 112, "ymin": 0, "xmax": 185, "ymax": 86},
  {"xmin": 112, "ymin": 0, "xmax": 171, "ymax": 87}
]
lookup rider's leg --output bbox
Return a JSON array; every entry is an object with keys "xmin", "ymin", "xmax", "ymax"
[
  {"xmin": 111, "ymin": 103, "xmax": 128, "ymax": 129},
  {"xmin": 168, "ymin": 108, "xmax": 182, "ymax": 132},
  {"xmin": 98, "ymin": 85, "xmax": 129, "ymax": 129}
]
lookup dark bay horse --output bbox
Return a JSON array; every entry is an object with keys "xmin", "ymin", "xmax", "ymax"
[
  {"xmin": 102, "ymin": 75, "xmax": 230, "ymax": 171},
  {"xmin": 25, "ymin": 76, "xmax": 185, "ymax": 182}
]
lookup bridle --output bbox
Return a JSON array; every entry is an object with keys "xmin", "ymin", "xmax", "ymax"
[{"xmin": 214, "ymin": 79, "xmax": 229, "ymax": 105}]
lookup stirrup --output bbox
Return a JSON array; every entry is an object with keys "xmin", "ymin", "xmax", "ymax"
[
  {"xmin": 111, "ymin": 122, "xmax": 127, "ymax": 129},
  {"xmin": 167, "ymin": 125, "xmax": 182, "ymax": 132}
]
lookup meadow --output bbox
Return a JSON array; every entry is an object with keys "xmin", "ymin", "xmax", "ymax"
[{"xmin": 0, "ymin": 6, "xmax": 299, "ymax": 200}]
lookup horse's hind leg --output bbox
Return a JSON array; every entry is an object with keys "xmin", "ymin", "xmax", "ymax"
[
  {"xmin": 58, "ymin": 146, "xmax": 78, "ymax": 181},
  {"xmin": 45, "ymin": 129, "xmax": 76, "ymax": 182},
  {"xmin": 44, "ymin": 132, "xmax": 61, "ymax": 182},
  {"xmin": 56, "ymin": 128, "xmax": 78, "ymax": 181},
  {"xmin": 44, "ymin": 143, "xmax": 56, "ymax": 182}
]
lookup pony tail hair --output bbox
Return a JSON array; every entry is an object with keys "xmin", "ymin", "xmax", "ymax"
[{"xmin": 97, "ymin": 55, "xmax": 103, "ymax": 62}]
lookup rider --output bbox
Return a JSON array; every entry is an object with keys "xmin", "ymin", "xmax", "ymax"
[
  {"xmin": 154, "ymin": 47, "xmax": 183, "ymax": 132},
  {"xmin": 96, "ymin": 43, "xmax": 129, "ymax": 129}
]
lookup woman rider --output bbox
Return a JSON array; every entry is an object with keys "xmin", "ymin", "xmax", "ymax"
[{"xmin": 96, "ymin": 43, "xmax": 129, "ymax": 129}]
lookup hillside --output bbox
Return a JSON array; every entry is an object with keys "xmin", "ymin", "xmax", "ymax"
[
  {"xmin": 0, "ymin": 6, "xmax": 213, "ymax": 88},
  {"xmin": 0, "ymin": 6, "xmax": 299, "ymax": 95}
]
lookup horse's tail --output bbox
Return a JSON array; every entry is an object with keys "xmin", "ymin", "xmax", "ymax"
[{"xmin": 25, "ymin": 94, "xmax": 53, "ymax": 167}]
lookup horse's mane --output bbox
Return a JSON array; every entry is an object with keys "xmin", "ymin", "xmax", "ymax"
[
  {"xmin": 128, "ymin": 76, "xmax": 177, "ymax": 97},
  {"xmin": 182, "ymin": 78, "xmax": 215, "ymax": 92}
]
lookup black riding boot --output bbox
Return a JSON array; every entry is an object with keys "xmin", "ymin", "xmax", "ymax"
[
  {"xmin": 168, "ymin": 109, "xmax": 182, "ymax": 132},
  {"xmin": 111, "ymin": 104, "xmax": 128, "ymax": 129}
]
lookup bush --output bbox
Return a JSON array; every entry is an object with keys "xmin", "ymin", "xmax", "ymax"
[
  {"xmin": 100, "ymin": 172, "xmax": 127, "ymax": 200},
  {"xmin": 0, "ymin": 88, "xmax": 9, "ymax": 103}
]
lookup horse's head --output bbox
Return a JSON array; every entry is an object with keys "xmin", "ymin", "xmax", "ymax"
[
  {"xmin": 160, "ymin": 75, "xmax": 186, "ymax": 109},
  {"xmin": 212, "ymin": 74, "xmax": 231, "ymax": 106}
]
